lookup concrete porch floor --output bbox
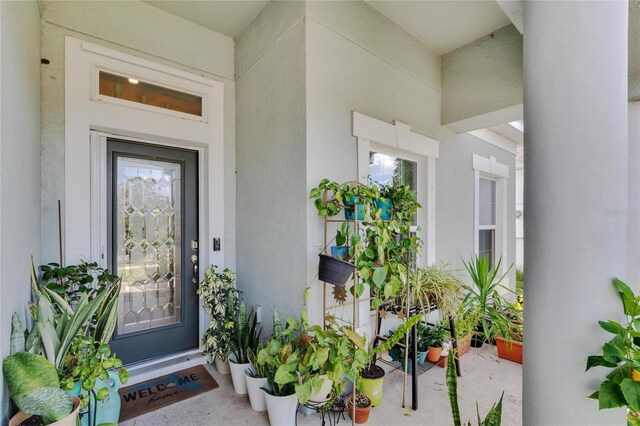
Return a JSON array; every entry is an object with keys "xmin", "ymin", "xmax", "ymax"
[{"xmin": 121, "ymin": 345, "xmax": 522, "ymax": 426}]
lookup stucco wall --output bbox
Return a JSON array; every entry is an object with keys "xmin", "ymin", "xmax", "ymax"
[
  {"xmin": 442, "ymin": 24, "xmax": 522, "ymax": 128},
  {"xmin": 436, "ymin": 131, "xmax": 517, "ymax": 287},
  {"xmin": 40, "ymin": 0, "xmax": 237, "ymax": 268},
  {"xmin": 630, "ymin": 0, "xmax": 640, "ymax": 100},
  {"xmin": 304, "ymin": 1, "xmax": 442, "ymax": 325},
  {"xmin": 0, "ymin": 1, "xmax": 42, "ymax": 422},
  {"xmin": 235, "ymin": 2, "xmax": 308, "ymax": 331}
]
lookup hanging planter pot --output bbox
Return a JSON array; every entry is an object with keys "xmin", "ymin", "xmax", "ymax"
[
  {"xmin": 330, "ymin": 246, "xmax": 349, "ymax": 260},
  {"xmin": 344, "ymin": 196, "xmax": 366, "ymax": 221},
  {"xmin": 318, "ymin": 254, "xmax": 355, "ymax": 286},
  {"xmin": 375, "ymin": 198, "xmax": 393, "ymax": 220}
]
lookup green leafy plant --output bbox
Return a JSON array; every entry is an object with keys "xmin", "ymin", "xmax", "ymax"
[
  {"xmin": 257, "ymin": 314, "xmax": 302, "ymax": 397},
  {"xmin": 3, "ymin": 352, "xmax": 74, "ymax": 424},
  {"xmin": 586, "ymin": 278, "xmax": 640, "ymax": 420},
  {"xmin": 40, "ymin": 261, "xmax": 118, "ymax": 306},
  {"xmin": 399, "ymin": 263, "xmax": 464, "ymax": 320},
  {"xmin": 59, "ymin": 335, "xmax": 128, "ymax": 410},
  {"xmin": 455, "ymin": 306, "xmax": 482, "ymax": 340},
  {"xmin": 230, "ymin": 301, "xmax": 262, "ymax": 364},
  {"xmin": 462, "ymin": 255, "xmax": 511, "ymax": 340},
  {"xmin": 447, "ymin": 349, "xmax": 504, "ymax": 426},
  {"xmin": 197, "ymin": 266, "xmax": 239, "ymax": 361},
  {"xmin": 12, "ymin": 261, "xmax": 122, "ymax": 371},
  {"xmin": 309, "ymin": 180, "xmax": 377, "ymax": 218},
  {"xmin": 418, "ymin": 322, "xmax": 448, "ymax": 351}
]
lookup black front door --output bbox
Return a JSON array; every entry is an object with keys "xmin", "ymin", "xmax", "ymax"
[{"xmin": 107, "ymin": 139, "xmax": 199, "ymax": 364}]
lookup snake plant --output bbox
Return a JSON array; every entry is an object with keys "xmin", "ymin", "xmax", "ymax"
[{"xmin": 230, "ymin": 301, "xmax": 261, "ymax": 364}]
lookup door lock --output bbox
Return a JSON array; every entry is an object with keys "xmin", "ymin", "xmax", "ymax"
[{"xmin": 191, "ymin": 254, "xmax": 198, "ymax": 283}]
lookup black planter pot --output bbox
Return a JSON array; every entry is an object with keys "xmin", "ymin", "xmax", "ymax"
[
  {"xmin": 318, "ymin": 254, "xmax": 355, "ymax": 286},
  {"xmin": 470, "ymin": 322, "xmax": 486, "ymax": 348}
]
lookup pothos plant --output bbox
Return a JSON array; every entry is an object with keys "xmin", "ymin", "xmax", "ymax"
[
  {"xmin": 197, "ymin": 266, "xmax": 240, "ymax": 362},
  {"xmin": 60, "ymin": 335, "xmax": 128, "ymax": 410},
  {"xmin": 586, "ymin": 278, "xmax": 640, "ymax": 423},
  {"xmin": 40, "ymin": 261, "xmax": 119, "ymax": 306}
]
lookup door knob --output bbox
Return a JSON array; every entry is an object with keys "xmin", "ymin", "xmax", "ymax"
[{"xmin": 191, "ymin": 254, "xmax": 198, "ymax": 283}]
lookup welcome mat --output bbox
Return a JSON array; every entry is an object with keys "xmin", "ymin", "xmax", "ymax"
[{"xmin": 118, "ymin": 365, "xmax": 218, "ymax": 422}]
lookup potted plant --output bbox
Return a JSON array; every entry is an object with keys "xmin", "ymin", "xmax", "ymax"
[
  {"xmin": 59, "ymin": 335, "xmax": 128, "ymax": 426},
  {"xmin": 245, "ymin": 347, "xmax": 267, "ymax": 412},
  {"xmin": 586, "ymin": 278, "xmax": 640, "ymax": 423},
  {"xmin": 4, "ymin": 352, "xmax": 82, "ymax": 426},
  {"xmin": 462, "ymin": 255, "xmax": 511, "ymax": 348},
  {"xmin": 256, "ymin": 313, "xmax": 302, "ymax": 426},
  {"xmin": 398, "ymin": 263, "xmax": 464, "ymax": 320},
  {"xmin": 347, "ymin": 393, "xmax": 372, "ymax": 424},
  {"xmin": 493, "ymin": 297, "xmax": 523, "ymax": 364},
  {"xmin": 423, "ymin": 323, "xmax": 448, "ymax": 363},
  {"xmin": 197, "ymin": 265, "xmax": 239, "ymax": 375},
  {"xmin": 359, "ymin": 314, "xmax": 422, "ymax": 406},
  {"xmin": 318, "ymin": 222, "xmax": 362, "ymax": 287},
  {"xmin": 229, "ymin": 301, "xmax": 262, "ymax": 395}
]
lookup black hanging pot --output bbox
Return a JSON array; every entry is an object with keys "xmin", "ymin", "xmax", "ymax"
[{"xmin": 318, "ymin": 254, "xmax": 355, "ymax": 286}]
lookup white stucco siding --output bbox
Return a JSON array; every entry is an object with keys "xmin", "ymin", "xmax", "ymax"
[
  {"xmin": 0, "ymin": 1, "xmax": 42, "ymax": 423},
  {"xmin": 235, "ymin": 3, "xmax": 308, "ymax": 333},
  {"xmin": 436, "ymin": 131, "xmax": 517, "ymax": 287},
  {"xmin": 40, "ymin": 0, "xmax": 237, "ymax": 269}
]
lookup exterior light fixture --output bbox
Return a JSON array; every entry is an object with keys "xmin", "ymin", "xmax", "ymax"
[{"xmin": 128, "ymin": 78, "xmax": 139, "ymax": 85}]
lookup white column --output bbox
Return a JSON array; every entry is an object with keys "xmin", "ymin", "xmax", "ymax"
[
  {"xmin": 629, "ymin": 103, "xmax": 640, "ymax": 283},
  {"xmin": 524, "ymin": 2, "xmax": 628, "ymax": 425}
]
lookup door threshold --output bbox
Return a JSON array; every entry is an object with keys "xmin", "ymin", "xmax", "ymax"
[{"xmin": 125, "ymin": 349, "xmax": 205, "ymax": 386}]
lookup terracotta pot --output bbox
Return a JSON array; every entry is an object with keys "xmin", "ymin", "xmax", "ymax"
[
  {"xmin": 427, "ymin": 346, "xmax": 443, "ymax": 363},
  {"xmin": 495, "ymin": 336, "xmax": 523, "ymax": 364},
  {"xmin": 9, "ymin": 396, "xmax": 81, "ymax": 426},
  {"xmin": 438, "ymin": 336, "xmax": 471, "ymax": 368},
  {"xmin": 347, "ymin": 395, "xmax": 372, "ymax": 424}
]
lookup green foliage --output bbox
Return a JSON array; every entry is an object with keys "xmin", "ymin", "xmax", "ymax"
[
  {"xmin": 10, "ymin": 313, "xmax": 26, "ymax": 355},
  {"xmin": 3, "ymin": 352, "xmax": 73, "ymax": 424},
  {"xmin": 22, "ymin": 259, "xmax": 122, "ymax": 371},
  {"xmin": 455, "ymin": 305, "xmax": 482, "ymax": 340},
  {"xmin": 462, "ymin": 255, "xmax": 511, "ymax": 340},
  {"xmin": 197, "ymin": 266, "xmax": 239, "ymax": 360},
  {"xmin": 59, "ymin": 335, "xmax": 128, "ymax": 410},
  {"xmin": 40, "ymin": 261, "xmax": 118, "ymax": 307},
  {"xmin": 418, "ymin": 322, "xmax": 448, "ymax": 351},
  {"xmin": 399, "ymin": 263, "xmax": 464, "ymax": 319},
  {"xmin": 447, "ymin": 349, "xmax": 503, "ymax": 426},
  {"xmin": 586, "ymin": 278, "xmax": 640, "ymax": 416},
  {"xmin": 230, "ymin": 301, "xmax": 262, "ymax": 364}
]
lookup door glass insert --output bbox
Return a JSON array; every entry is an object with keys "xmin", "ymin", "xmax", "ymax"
[
  {"xmin": 115, "ymin": 156, "xmax": 182, "ymax": 335},
  {"xmin": 99, "ymin": 71, "xmax": 202, "ymax": 117}
]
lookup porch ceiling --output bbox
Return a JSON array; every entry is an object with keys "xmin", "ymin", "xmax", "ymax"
[{"xmin": 144, "ymin": 0, "xmax": 511, "ymax": 54}]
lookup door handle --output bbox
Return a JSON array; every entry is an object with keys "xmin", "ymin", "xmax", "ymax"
[{"xmin": 191, "ymin": 254, "xmax": 198, "ymax": 283}]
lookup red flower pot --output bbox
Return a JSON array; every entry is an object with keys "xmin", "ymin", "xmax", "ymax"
[
  {"xmin": 347, "ymin": 394, "xmax": 372, "ymax": 424},
  {"xmin": 495, "ymin": 336, "xmax": 523, "ymax": 364}
]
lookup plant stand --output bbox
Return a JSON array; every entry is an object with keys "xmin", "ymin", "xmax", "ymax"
[
  {"xmin": 372, "ymin": 303, "xmax": 462, "ymax": 410},
  {"xmin": 300, "ymin": 396, "xmax": 347, "ymax": 426}
]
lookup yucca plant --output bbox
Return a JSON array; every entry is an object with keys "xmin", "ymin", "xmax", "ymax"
[
  {"xmin": 230, "ymin": 301, "xmax": 261, "ymax": 364},
  {"xmin": 447, "ymin": 349, "xmax": 504, "ymax": 426},
  {"xmin": 462, "ymin": 255, "xmax": 511, "ymax": 340}
]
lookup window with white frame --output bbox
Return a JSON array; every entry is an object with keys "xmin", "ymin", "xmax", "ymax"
[
  {"xmin": 478, "ymin": 176, "xmax": 497, "ymax": 266},
  {"xmin": 369, "ymin": 151, "xmax": 417, "ymax": 190},
  {"xmin": 473, "ymin": 155, "xmax": 509, "ymax": 272}
]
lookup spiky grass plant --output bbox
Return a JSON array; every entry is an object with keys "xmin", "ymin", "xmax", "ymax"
[
  {"xmin": 230, "ymin": 301, "xmax": 262, "ymax": 364},
  {"xmin": 399, "ymin": 263, "xmax": 464, "ymax": 320}
]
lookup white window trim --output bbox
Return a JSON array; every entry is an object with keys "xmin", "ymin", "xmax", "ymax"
[
  {"xmin": 473, "ymin": 154, "xmax": 509, "ymax": 279},
  {"xmin": 352, "ymin": 111, "xmax": 439, "ymax": 332}
]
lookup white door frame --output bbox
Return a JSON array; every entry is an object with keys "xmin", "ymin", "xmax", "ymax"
[{"xmin": 65, "ymin": 37, "xmax": 224, "ymax": 363}]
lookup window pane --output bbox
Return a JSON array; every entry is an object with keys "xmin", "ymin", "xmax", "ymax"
[
  {"xmin": 99, "ymin": 71, "xmax": 202, "ymax": 117},
  {"xmin": 479, "ymin": 229, "xmax": 495, "ymax": 268},
  {"xmin": 369, "ymin": 152, "xmax": 417, "ymax": 189},
  {"xmin": 479, "ymin": 178, "xmax": 496, "ymax": 226}
]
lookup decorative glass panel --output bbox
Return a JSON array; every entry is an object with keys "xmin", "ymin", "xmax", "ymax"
[
  {"xmin": 479, "ymin": 229, "xmax": 495, "ymax": 267},
  {"xmin": 116, "ymin": 156, "xmax": 182, "ymax": 335},
  {"xmin": 369, "ymin": 152, "xmax": 417, "ymax": 189},
  {"xmin": 99, "ymin": 71, "xmax": 202, "ymax": 117},
  {"xmin": 479, "ymin": 178, "xmax": 496, "ymax": 226}
]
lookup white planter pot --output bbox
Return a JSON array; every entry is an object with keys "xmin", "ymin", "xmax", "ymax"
[
  {"xmin": 308, "ymin": 374, "xmax": 333, "ymax": 404},
  {"xmin": 228, "ymin": 354, "xmax": 250, "ymax": 394},
  {"xmin": 214, "ymin": 355, "xmax": 231, "ymax": 375},
  {"xmin": 244, "ymin": 367, "xmax": 267, "ymax": 411},
  {"xmin": 263, "ymin": 390, "xmax": 298, "ymax": 426}
]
